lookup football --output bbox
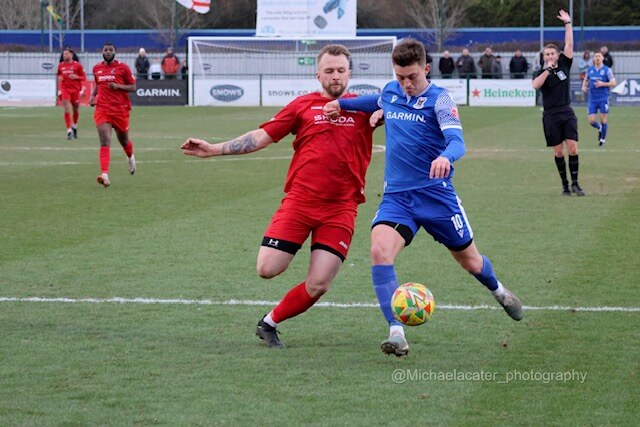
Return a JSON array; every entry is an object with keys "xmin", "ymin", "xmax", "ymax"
[{"xmin": 390, "ymin": 282, "xmax": 435, "ymax": 326}]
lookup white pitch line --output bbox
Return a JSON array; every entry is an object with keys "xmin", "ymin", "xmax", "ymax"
[{"xmin": 0, "ymin": 296, "xmax": 638, "ymax": 312}]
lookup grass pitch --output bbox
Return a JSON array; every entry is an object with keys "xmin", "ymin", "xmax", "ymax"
[{"xmin": 0, "ymin": 105, "xmax": 638, "ymax": 425}]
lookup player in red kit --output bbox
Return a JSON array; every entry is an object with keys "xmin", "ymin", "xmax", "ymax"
[
  {"xmin": 57, "ymin": 48, "xmax": 86, "ymax": 140},
  {"xmin": 181, "ymin": 44, "xmax": 379, "ymax": 348},
  {"xmin": 89, "ymin": 42, "xmax": 136, "ymax": 188}
]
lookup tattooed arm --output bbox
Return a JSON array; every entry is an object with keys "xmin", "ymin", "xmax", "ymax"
[{"xmin": 181, "ymin": 129, "xmax": 274, "ymax": 158}]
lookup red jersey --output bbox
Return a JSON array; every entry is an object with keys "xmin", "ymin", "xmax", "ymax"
[
  {"xmin": 57, "ymin": 60, "xmax": 85, "ymax": 93},
  {"xmin": 92, "ymin": 60, "xmax": 135, "ymax": 112},
  {"xmin": 260, "ymin": 92, "xmax": 374, "ymax": 204}
]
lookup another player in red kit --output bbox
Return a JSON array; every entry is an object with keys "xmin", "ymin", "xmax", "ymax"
[
  {"xmin": 57, "ymin": 48, "xmax": 86, "ymax": 140},
  {"xmin": 181, "ymin": 44, "xmax": 379, "ymax": 348},
  {"xmin": 89, "ymin": 42, "xmax": 136, "ymax": 188}
]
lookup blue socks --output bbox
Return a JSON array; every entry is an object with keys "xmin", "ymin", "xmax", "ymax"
[
  {"xmin": 372, "ymin": 265, "xmax": 402, "ymax": 326},
  {"xmin": 590, "ymin": 121, "xmax": 602, "ymax": 131},
  {"xmin": 601, "ymin": 123, "xmax": 608, "ymax": 140},
  {"xmin": 472, "ymin": 255, "xmax": 499, "ymax": 291}
]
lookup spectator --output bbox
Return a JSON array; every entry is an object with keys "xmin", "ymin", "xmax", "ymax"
[
  {"xmin": 438, "ymin": 50, "xmax": 455, "ymax": 78},
  {"xmin": 161, "ymin": 47, "xmax": 180, "ymax": 80},
  {"xmin": 59, "ymin": 45, "xmax": 79, "ymax": 63},
  {"xmin": 509, "ymin": 48, "xmax": 529, "ymax": 78},
  {"xmin": 600, "ymin": 46, "xmax": 613, "ymax": 68},
  {"xmin": 181, "ymin": 60, "xmax": 188, "ymax": 80},
  {"xmin": 135, "ymin": 48, "xmax": 150, "ymax": 80},
  {"xmin": 149, "ymin": 59, "xmax": 162, "ymax": 80},
  {"xmin": 426, "ymin": 51, "xmax": 433, "ymax": 79},
  {"xmin": 578, "ymin": 51, "xmax": 592, "ymax": 80},
  {"xmin": 477, "ymin": 46, "xmax": 495, "ymax": 79},
  {"xmin": 491, "ymin": 55, "xmax": 503, "ymax": 79},
  {"xmin": 456, "ymin": 48, "xmax": 476, "ymax": 79}
]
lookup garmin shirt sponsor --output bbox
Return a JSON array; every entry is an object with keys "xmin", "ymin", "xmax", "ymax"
[
  {"xmin": 385, "ymin": 111, "xmax": 426, "ymax": 122},
  {"xmin": 210, "ymin": 84, "xmax": 244, "ymax": 102}
]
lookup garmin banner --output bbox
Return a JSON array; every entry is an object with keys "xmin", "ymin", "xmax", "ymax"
[
  {"xmin": 256, "ymin": 0, "xmax": 356, "ymax": 37},
  {"xmin": 130, "ymin": 80, "xmax": 187, "ymax": 106}
]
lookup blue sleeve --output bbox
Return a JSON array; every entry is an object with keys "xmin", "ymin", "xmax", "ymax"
[
  {"xmin": 441, "ymin": 128, "xmax": 466, "ymax": 163},
  {"xmin": 434, "ymin": 90, "xmax": 466, "ymax": 163},
  {"xmin": 338, "ymin": 95, "xmax": 380, "ymax": 113}
]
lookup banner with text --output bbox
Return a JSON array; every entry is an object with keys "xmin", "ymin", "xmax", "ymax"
[
  {"xmin": 0, "ymin": 79, "xmax": 56, "ymax": 106},
  {"xmin": 256, "ymin": 0, "xmax": 357, "ymax": 37},
  {"xmin": 262, "ymin": 79, "xmax": 387, "ymax": 106},
  {"xmin": 193, "ymin": 80, "xmax": 261, "ymax": 106},
  {"xmin": 431, "ymin": 79, "xmax": 468, "ymax": 105},
  {"xmin": 130, "ymin": 80, "xmax": 187, "ymax": 106},
  {"xmin": 468, "ymin": 79, "xmax": 536, "ymax": 106}
]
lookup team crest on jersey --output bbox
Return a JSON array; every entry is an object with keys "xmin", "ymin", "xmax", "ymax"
[
  {"xmin": 390, "ymin": 95, "xmax": 398, "ymax": 103},
  {"xmin": 450, "ymin": 106, "xmax": 459, "ymax": 119},
  {"xmin": 413, "ymin": 97, "xmax": 427, "ymax": 109},
  {"xmin": 556, "ymin": 70, "xmax": 567, "ymax": 81}
]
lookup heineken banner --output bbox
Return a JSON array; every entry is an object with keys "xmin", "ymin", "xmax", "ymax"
[{"xmin": 468, "ymin": 79, "xmax": 536, "ymax": 107}]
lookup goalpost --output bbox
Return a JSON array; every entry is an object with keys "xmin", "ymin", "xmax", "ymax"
[{"xmin": 187, "ymin": 36, "xmax": 397, "ymax": 106}]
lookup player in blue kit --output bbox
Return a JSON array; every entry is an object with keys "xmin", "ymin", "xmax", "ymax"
[
  {"xmin": 582, "ymin": 51, "xmax": 616, "ymax": 146},
  {"xmin": 323, "ymin": 38, "xmax": 523, "ymax": 357}
]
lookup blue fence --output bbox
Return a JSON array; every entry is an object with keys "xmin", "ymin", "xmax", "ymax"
[{"xmin": 1, "ymin": 27, "xmax": 639, "ymax": 52}]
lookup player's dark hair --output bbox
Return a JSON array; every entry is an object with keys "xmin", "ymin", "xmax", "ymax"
[
  {"xmin": 103, "ymin": 42, "xmax": 117, "ymax": 50},
  {"xmin": 392, "ymin": 38, "xmax": 426, "ymax": 67},
  {"xmin": 317, "ymin": 44, "xmax": 351, "ymax": 68},
  {"xmin": 544, "ymin": 43, "xmax": 559, "ymax": 53}
]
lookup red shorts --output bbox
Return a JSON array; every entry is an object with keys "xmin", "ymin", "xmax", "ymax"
[
  {"xmin": 94, "ymin": 109, "xmax": 130, "ymax": 133},
  {"xmin": 262, "ymin": 194, "xmax": 358, "ymax": 260},
  {"xmin": 60, "ymin": 90, "xmax": 80, "ymax": 104}
]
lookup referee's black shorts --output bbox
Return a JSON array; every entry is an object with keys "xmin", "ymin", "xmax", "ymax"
[{"xmin": 542, "ymin": 107, "xmax": 578, "ymax": 147}]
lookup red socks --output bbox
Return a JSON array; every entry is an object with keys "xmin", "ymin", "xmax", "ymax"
[
  {"xmin": 64, "ymin": 113, "xmax": 71, "ymax": 128},
  {"xmin": 123, "ymin": 140, "xmax": 134, "ymax": 158},
  {"xmin": 72, "ymin": 111, "xmax": 79, "ymax": 126},
  {"xmin": 271, "ymin": 282, "xmax": 320, "ymax": 323},
  {"xmin": 99, "ymin": 146, "xmax": 110, "ymax": 173}
]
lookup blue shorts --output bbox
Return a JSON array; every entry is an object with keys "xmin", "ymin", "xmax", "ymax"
[
  {"xmin": 372, "ymin": 181, "xmax": 474, "ymax": 250},
  {"xmin": 588, "ymin": 99, "xmax": 609, "ymax": 115}
]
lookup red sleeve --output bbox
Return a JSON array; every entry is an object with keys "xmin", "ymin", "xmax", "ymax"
[
  {"xmin": 259, "ymin": 99, "xmax": 299, "ymax": 142},
  {"xmin": 123, "ymin": 64, "xmax": 135, "ymax": 85},
  {"xmin": 57, "ymin": 64, "xmax": 62, "ymax": 78}
]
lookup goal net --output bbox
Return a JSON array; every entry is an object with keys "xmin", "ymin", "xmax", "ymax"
[{"xmin": 187, "ymin": 36, "xmax": 396, "ymax": 106}]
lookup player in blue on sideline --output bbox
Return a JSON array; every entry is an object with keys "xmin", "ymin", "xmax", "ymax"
[
  {"xmin": 582, "ymin": 51, "xmax": 616, "ymax": 146},
  {"xmin": 323, "ymin": 38, "xmax": 523, "ymax": 358}
]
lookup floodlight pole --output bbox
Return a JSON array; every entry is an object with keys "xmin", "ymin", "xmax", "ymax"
[
  {"xmin": 80, "ymin": 0, "xmax": 85, "ymax": 53},
  {"xmin": 539, "ymin": 0, "xmax": 544, "ymax": 52}
]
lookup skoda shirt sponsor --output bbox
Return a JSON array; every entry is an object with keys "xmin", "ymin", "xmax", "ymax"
[{"xmin": 210, "ymin": 84, "xmax": 244, "ymax": 102}]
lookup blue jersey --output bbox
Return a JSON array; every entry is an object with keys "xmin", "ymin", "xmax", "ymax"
[
  {"xmin": 340, "ymin": 81, "xmax": 465, "ymax": 193},
  {"xmin": 585, "ymin": 65, "xmax": 615, "ymax": 102}
]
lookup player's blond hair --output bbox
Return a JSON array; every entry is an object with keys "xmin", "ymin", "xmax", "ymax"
[{"xmin": 317, "ymin": 44, "xmax": 351, "ymax": 68}]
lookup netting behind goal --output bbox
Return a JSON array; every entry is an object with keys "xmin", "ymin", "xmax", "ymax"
[{"xmin": 187, "ymin": 36, "xmax": 396, "ymax": 106}]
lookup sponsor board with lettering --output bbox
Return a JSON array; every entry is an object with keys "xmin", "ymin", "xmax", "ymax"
[
  {"xmin": 468, "ymin": 79, "xmax": 536, "ymax": 106},
  {"xmin": 130, "ymin": 80, "xmax": 187, "ymax": 106},
  {"xmin": 193, "ymin": 80, "xmax": 260, "ymax": 106},
  {"xmin": 0, "ymin": 79, "xmax": 56, "ymax": 106}
]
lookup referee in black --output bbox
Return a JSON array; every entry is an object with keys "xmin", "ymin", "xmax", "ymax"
[{"xmin": 532, "ymin": 9, "xmax": 585, "ymax": 196}]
